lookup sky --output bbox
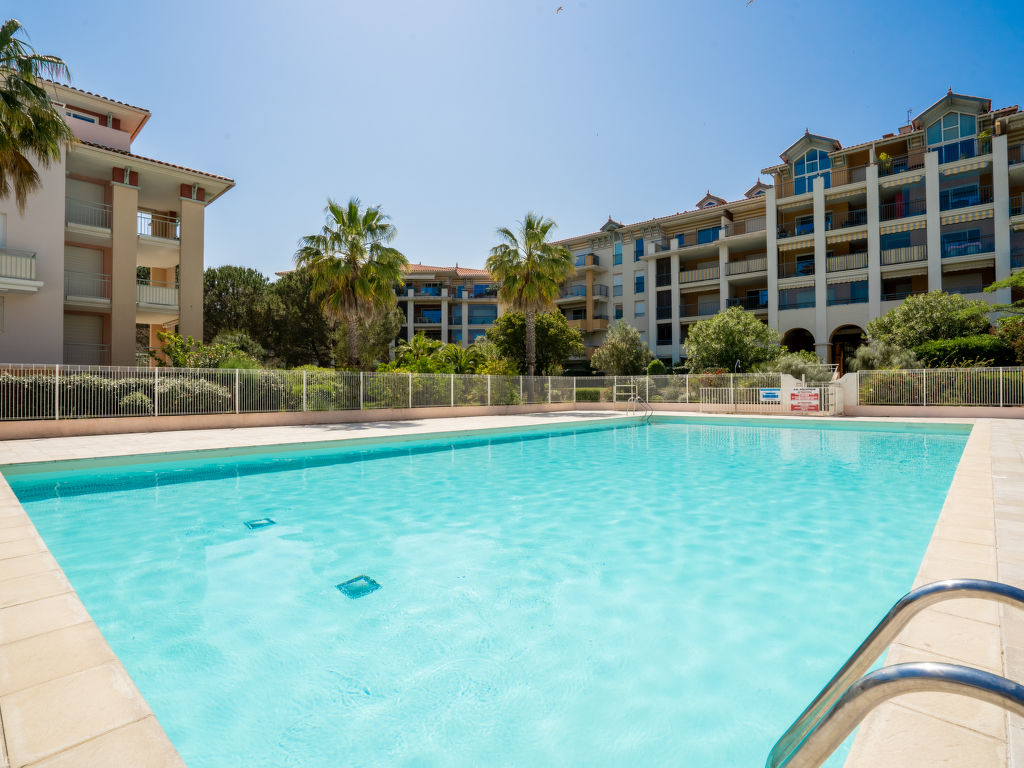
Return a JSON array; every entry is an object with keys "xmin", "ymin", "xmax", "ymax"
[{"xmin": 16, "ymin": 0, "xmax": 1024, "ymax": 277}]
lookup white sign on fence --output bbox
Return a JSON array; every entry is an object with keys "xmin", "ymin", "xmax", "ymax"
[
  {"xmin": 790, "ymin": 388, "xmax": 820, "ymax": 412},
  {"xmin": 759, "ymin": 388, "xmax": 781, "ymax": 403}
]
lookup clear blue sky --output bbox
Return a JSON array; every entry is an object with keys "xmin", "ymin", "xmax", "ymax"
[{"xmin": 17, "ymin": 0, "xmax": 1024, "ymax": 276}]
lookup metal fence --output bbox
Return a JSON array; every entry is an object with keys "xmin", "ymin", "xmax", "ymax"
[
  {"xmin": 857, "ymin": 368, "xmax": 1024, "ymax": 407},
  {"xmin": 0, "ymin": 366, "xmax": 788, "ymax": 422}
]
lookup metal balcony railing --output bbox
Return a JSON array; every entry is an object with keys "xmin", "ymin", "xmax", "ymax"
[
  {"xmin": 778, "ymin": 261, "xmax": 815, "ymax": 278},
  {"xmin": 64, "ymin": 270, "xmax": 111, "ymax": 300},
  {"xmin": 941, "ymin": 235, "xmax": 995, "ymax": 259},
  {"xmin": 880, "ymin": 197, "xmax": 927, "ymax": 221},
  {"xmin": 777, "ymin": 221, "xmax": 814, "ymax": 239},
  {"xmin": 826, "ymin": 209, "xmax": 868, "ymax": 230},
  {"xmin": 1011, "ymin": 194, "xmax": 1023, "ymax": 217},
  {"xmin": 65, "ymin": 197, "xmax": 112, "ymax": 229},
  {"xmin": 827, "ymin": 294, "xmax": 869, "ymax": 306},
  {"xmin": 137, "ymin": 211, "xmax": 180, "ymax": 240},
  {"xmin": 63, "ymin": 343, "xmax": 110, "ymax": 366},
  {"xmin": 828, "ymin": 165, "xmax": 868, "ymax": 187},
  {"xmin": 826, "ymin": 252, "xmax": 868, "ymax": 273},
  {"xmin": 0, "ymin": 247, "xmax": 36, "ymax": 280},
  {"xmin": 560, "ymin": 285, "xmax": 587, "ymax": 299},
  {"xmin": 1010, "ymin": 143, "xmax": 1024, "ymax": 166},
  {"xmin": 593, "ymin": 284, "xmax": 609, "ymax": 297},
  {"xmin": 779, "ymin": 298, "xmax": 815, "ymax": 310},
  {"xmin": 656, "ymin": 305, "xmax": 673, "ymax": 320},
  {"xmin": 574, "ymin": 253, "xmax": 599, "ymax": 267},
  {"xmin": 682, "ymin": 302, "xmax": 719, "ymax": 317},
  {"xmin": 880, "ymin": 244, "xmax": 927, "ymax": 266},
  {"xmin": 881, "ymin": 290, "xmax": 921, "ymax": 301},
  {"xmin": 655, "ymin": 273, "xmax": 672, "ymax": 287},
  {"xmin": 726, "ymin": 295, "xmax": 768, "ymax": 310},
  {"xmin": 1012, "ymin": 248, "xmax": 1024, "ymax": 269},
  {"xmin": 876, "ymin": 150, "xmax": 926, "ymax": 177},
  {"xmin": 939, "ymin": 184, "xmax": 993, "ymax": 211},
  {"xmin": 726, "ymin": 256, "xmax": 767, "ymax": 275},
  {"xmin": 136, "ymin": 279, "xmax": 178, "ymax": 307},
  {"xmin": 728, "ymin": 217, "xmax": 767, "ymax": 236},
  {"xmin": 929, "ymin": 136, "xmax": 992, "ymax": 164}
]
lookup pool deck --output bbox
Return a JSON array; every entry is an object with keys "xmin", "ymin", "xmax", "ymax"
[{"xmin": 0, "ymin": 411, "xmax": 1020, "ymax": 767}]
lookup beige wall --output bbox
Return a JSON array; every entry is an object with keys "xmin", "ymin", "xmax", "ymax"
[
  {"xmin": 110, "ymin": 182, "xmax": 138, "ymax": 366},
  {"xmin": 0, "ymin": 154, "xmax": 66, "ymax": 363},
  {"xmin": 178, "ymin": 198, "xmax": 204, "ymax": 340}
]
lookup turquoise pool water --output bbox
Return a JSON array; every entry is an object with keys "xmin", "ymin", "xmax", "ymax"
[{"xmin": 5, "ymin": 419, "xmax": 969, "ymax": 767}]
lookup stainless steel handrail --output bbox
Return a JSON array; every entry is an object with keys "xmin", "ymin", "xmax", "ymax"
[
  {"xmin": 767, "ymin": 579, "xmax": 1024, "ymax": 768},
  {"xmin": 781, "ymin": 662, "xmax": 1024, "ymax": 768}
]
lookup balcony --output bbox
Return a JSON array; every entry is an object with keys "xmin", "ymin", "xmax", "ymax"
[
  {"xmin": 137, "ymin": 211, "xmax": 180, "ymax": 240},
  {"xmin": 1011, "ymin": 194, "xmax": 1023, "ymax": 217},
  {"xmin": 778, "ymin": 261, "xmax": 815, "ymax": 278},
  {"xmin": 1010, "ymin": 143, "xmax": 1024, "ymax": 166},
  {"xmin": 828, "ymin": 165, "xmax": 868, "ymax": 188},
  {"xmin": 882, "ymin": 290, "xmax": 924, "ymax": 302},
  {"xmin": 941, "ymin": 235, "xmax": 995, "ymax": 259},
  {"xmin": 939, "ymin": 185, "xmax": 993, "ymax": 211},
  {"xmin": 655, "ymin": 272, "xmax": 671, "ymax": 288},
  {"xmin": 136, "ymin": 279, "xmax": 178, "ymax": 307},
  {"xmin": 826, "ymin": 209, "xmax": 868, "ymax": 231},
  {"xmin": 64, "ymin": 343, "xmax": 110, "ymax": 366},
  {"xmin": 0, "ymin": 248, "xmax": 39, "ymax": 292},
  {"xmin": 65, "ymin": 118, "xmax": 131, "ymax": 151},
  {"xmin": 679, "ymin": 265, "xmax": 719, "ymax": 284},
  {"xmin": 656, "ymin": 305, "xmax": 672, "ymax": 320},
  {"xmin": 574, "ymin": 253, "xmax": 601, "ymax": 268},
  {"xmin": 655, "ymin": 229, "xmax": 721, "ymax": 252},
  {"xmin": 1012, "ymin": 248, "xmax": 1024, "ymax": 269},
  {"xmin": 64, "ymin": 270, "xmax": 111, "ymax": 301},
  {"xmin": 682, "ymin": 301, "xmax": 719, "ymax": 318},
  {"xmin": 877, "ymin": 151, "xmax": 925, "ymax": 178},
  {"xmin": 591, "ymin": 316, "xmax": 609, "ymax": 331},
  {"xmin": 413, "ymin": 314, "xmax": 442, "ymax": 324},
  {"xmin": 467, "ymin": 315, "xmax": 496, "ymax": 326},
  {"xmin": 726, "ymin": 295, "xmax": 768, "ymax": 311},
  {"xmin": 727, "ymin": 217, "xmax": 766, "ymax": 237},
  {"xmin": 726, "ymin": 256, "xmax": 767, "ymax": 276},
  {"xmin": 826, "ymin": 252, "xmax": 868, "ymax": 273},
  {"xmin": 777, "ymin": 221, "xmax": 814, "ymax": 239},
  {"xmin": 880, "ymin": 198, "xmax": 926, "ymax": 221},
  {"xmin": 880, "ymin": 245, "xmax": 927, "ymax": 266},
  {"xmin": 779, "ymin": 298, "xmax": 815, "ymax": 310},
  {"xmin": 412, "ymin": 286, "xmax": 442, "ymax": 297},
  {"xmin": 593, "ymin": 284, "xmax": 609, "ymax": 297},
  {"xmin": 929, "ymin": 137, "xmax": 992, "ymax": 165},
  {"xmin": 559, "ymin": 285, "xmax": 587, "ymax": 300},
  {"xmin": 65, "ymin": 198, "xmax": 112, "ymax": 230},
  {"xmin": 827, "ymin": 295, "xmax": 869, "ymax": 307}
]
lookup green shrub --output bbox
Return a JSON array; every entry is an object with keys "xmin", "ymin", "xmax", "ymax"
[
  {"xmin": 119, "ymin": 391, "xmax": 153, "ymax": 416},
  {"xmin": 156, "ymin": 378, "xmax": 232, "ymax": 414},
  {"xmin": 913, "ymin": 335, "xmax": 1015, "ymax": 368},
  {"xmin": 647, "ymin": 359, "xmax": 667, "ymax": 375},
  {"xmin": 575, "ymin": 387, "xmax": 601, "ymax": 402}
]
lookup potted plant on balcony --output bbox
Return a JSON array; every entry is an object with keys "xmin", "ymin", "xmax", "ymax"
[
  {"xmin": 978, "ymin": 129, "xmax": 992, "ymax": 154},
  {"xmin": 876, "ymin": 152, "xmax": 892, "ymax": 175}
]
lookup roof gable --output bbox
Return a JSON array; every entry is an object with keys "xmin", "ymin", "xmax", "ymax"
[
  {"xmin": 744, "ymin": 181, "xmax": 771, "ymax": 198},
  {"xmin": 600, "ymin": 216, "xmax": 623, "ymax": 232},
  {"xmin": 696, "ymin": 191, "xmax": 726, "ymax": 208},
  {"xmin": 912, "ymin": 90, "xmax": 992, "ymax": 130},
  {"xmin": 779, "ymin": 131, "xmax": 841, "ymax": 163}
]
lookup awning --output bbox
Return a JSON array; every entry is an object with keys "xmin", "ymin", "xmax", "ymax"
[
  {"xmin": 826, "ymin": 274, "xmax": 868, "ymax": 286},
  {"xmin": 942, "ymin": 159, "xmax": 991, "ymax": 176},
  {"xmin": 1012, "ymin": 220, "xmax": 1024, "ymax": 232},
  {"xmin": 879, "ymin": 219, "xmax": 927, "ymax": 235},
  {"xmin": 825, "ymin": 188, "xmax": 863, "ymax": 201},
  {"xmin": 778, "ymin": 278, "xmax": 814, "ymax": 289},
  {"xmin": 777, "ymin": 238, "xmax": 815, "ymax": 253},
  {"xmin": 940, "ymin": 208, "xmax": 994, "ymax": 225},
  {"xmin": 880, "ymin": 174, "xmax": 923, "ymax": 188},
  {"xmin": 826, "ymin": 230, "xmax": 868, "ymax": 244}
]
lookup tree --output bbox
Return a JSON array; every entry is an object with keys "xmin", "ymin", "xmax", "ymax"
[
  {"xmin": 865, "ymin": 290, "xmax": 990, "ymax": 350},
  {"xmin": 682, "ymin": 306, "xmax": 782, "ymax": 372},
  {"xmin": 203, "ymin": 265, "xmax": 271, "ymax": 344},
  {"xmin": 985, "ymin": 272, "xmax": 1024, "ymax": 315},
  {"xmin": 439, "ymin": 343, "xmax": 483, "ymax": 374},
  {"xmin": 295, "ymin": 197, "xmax": 408, "ymax": 368},
  {"xmin": 152, "ymin": 331, "xmax": 258, "ymax": 369},
  {"xmin": 590, "ymin": 321, "xmax": 652, "ymax": 375},
  {"xmin": 998, "ymin": 317, "xmax": 1024, "ymax": 364},
  {"xmin": 486, "ymin": 212, "xmax": 575, "ymax": 375},
  {"xmin": 0, "ymin": 20, "xmax": 75, "ymax": 213},
  {"xmin": 333, "ymin": 307, "xmax": 404, "ymax": 369},
  {"xmin": 485, "ymin": 311, "xmax": 584, "ymax": 374},
  {"xmin": 264, "ymin": 269, "xmax": 335, "ymax": 367},
  {"xmin": 846, "ymin": 340, "xmax": 922, "ymax": 371},
  {"xmin": 647, "ymin": 359, "xmax": 667, "ymax": 375}
]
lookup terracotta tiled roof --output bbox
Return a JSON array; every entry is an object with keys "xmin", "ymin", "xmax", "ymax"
[
  {"xmin": 77, "ymin": 140, "xmax": 234, "ymax": 184},
  {"xmin": 405, "ymin": 262, "xmax": 490, "ymax": 277},
  {"xmin": 41, "ymin": 78, "xmax": 149, "ymax": 113}
]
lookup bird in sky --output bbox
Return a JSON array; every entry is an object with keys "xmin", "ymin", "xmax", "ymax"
[{"xmin": 556, "ymin": 6, "xmax": 564, "ymax": 13}]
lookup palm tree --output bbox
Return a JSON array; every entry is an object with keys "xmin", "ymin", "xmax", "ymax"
[
  {"xmin": 0, "ymin": 19, "xmax": 76, "ymax": 213},
  {"xmin": 439, "ymin": 343, "xmax": 483, "ymax": 374},
  {"xmin": 486, "ymin": 212, "xmax": 574, "ymax": 375},
  {"xmin": 295, "ymin": 197, "xmax": 408, "ymax": 368},
  {"xmin": 394, "ymin": 332, "xmax": 442, "ymax": 366}
]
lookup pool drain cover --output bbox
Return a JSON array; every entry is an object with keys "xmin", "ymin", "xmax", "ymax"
[
  {"xmin": 337, "ymin": 576, "xmax": 381, "ymax": 599},
  {"xmin": 244, "ymin": 518, "xmax": 276, "ymax": 530}
]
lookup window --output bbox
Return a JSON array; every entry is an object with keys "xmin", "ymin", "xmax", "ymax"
[
  {"xmin": 779, "ymin": 286, "xmax": 815, "ymax": 310},
  {"xmin": 635, "ymin": 301, "xmax": 645, "ymax": 318},
  {"xmin": 827, "ymin": 280, "xmax": 869, "ymax": 306},
  {"xmin": 795, "ymin": 253, "xmax": 815, "ymax": 275},
  {"xmin": 634, "ymin": 271, "xmax": 645, "ymax": 294},
  {"xmin": 639, "ymin": 331, "xmax": 647, "ymax": 343},
  {"xmin": 634, "ymin": 237, "xmax": 644, "ymax": 261},
  {"xmin": 941, "ymin": 228, "xmax": 986, "ymax": 258},
  {"xmin": 697, "ymin": 226, "xmax": 721, "ymax": 245},
  {"xmin": 939, "ymin": 184, "xmax": 980, "ymax": 211},
  {"xmin": 468, "ymin": 305, "xmax": 498, "ymax": 325},
  {"xmin": 64, "ymin": 108, "xmax": 97, "ymax": 124},
  {"xmin": 614, "ymin": 303, "xmax": 623, "ymax": 320},
  {"xmin": 927, "ymin": 112, "xmax": 980, "ymax": 163},
  {"xmin": 676, "ymin": 233, "xmax": 686, "ymax": 248},
  {"xmin": 795, "ymin": 215, "xmax": 814, "ymax": 236},
  {"xmin": 472, "ymin": 284, "xmax": 494, "ymax": 298},
  {"xmin": 449, "ymin": 307, "xmax": 462, "ymax": 324},
  {"xmin": 881, "ymin": 232, "xmax": 912, "ymax": 250},
  {"xmin": 613, "ymin": 241, "xmax": 622, "ymax": 265},
  {"xmin": 613, "ymin": 276, "xmax": 623, "ymax": 297},
  {"xmin": 657, "ymin": 323, "xmax": 672, "ymax": 345},
  {"xmin": 793, "ymin": 148, "xmax": 831, "ymax": 195}
]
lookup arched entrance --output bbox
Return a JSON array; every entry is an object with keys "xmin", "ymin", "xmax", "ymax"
[
  {"xmin": 830, "ymin": 325, "xmax": 865, "ymax": 374},
  {"xmin": 782, "ymin": 328, "xmax": 815, "ymax": 354}
]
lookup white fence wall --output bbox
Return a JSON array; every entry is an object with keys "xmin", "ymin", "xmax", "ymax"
[{"xmin": 856, "ymin": 368, "xmax": 1024, "ymax": 407}]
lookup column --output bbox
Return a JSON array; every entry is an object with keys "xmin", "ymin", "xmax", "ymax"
[
  {"xmin": 110, "ymin": 181, "xmax": 138, "ymax": 366},
  {"xmin": 925, "ymin": 150, "xmax": 942, "ymax": 290},
  {"xmin": 584, "ymin": 268, "xmax": 595, "ymax": 332},
  {"xmin": 993, "ymin": 134, "xmax": 1012, "ymax": 304},
  {"xmin": 866, "ymin": 164, "xmax": 882, "ymax": 318},
  {"xmin": 717, "ymin": 242, "xmax": 729, "ymax": 311},
  {"xmin": 461, "ymin": 299, "xmax": 469, "ymax": 347},
  {"xmin": 645, "ymin": 245, "xmax": 656, "ymax": 344},
  {"xmin": 178, "ymin": 197, "xmax": 205, "ymax": 341},
  {"xmin": 766, "ymin": 189, "xmax": 779, "ymax": 330},
  {"xmin": 441, "ymin": 291, "xmax": 449, "ymax": 344},
  {"xmin": 670, "ymin": 253, "xmax": 680, "ymax": 361},
  {"xmin": 406, "ymin": 294, "xmax": 414, "ymax": 341},
  {"xmin": 812, "ymin": 176, "xmax": 828, "ymax": 360}
]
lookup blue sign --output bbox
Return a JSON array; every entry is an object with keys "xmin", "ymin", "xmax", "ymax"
[{"xmin": 759, "ymin": 388, "xmax": 781, "ymax": 403}]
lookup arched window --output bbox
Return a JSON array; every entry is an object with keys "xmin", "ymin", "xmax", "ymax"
[{"xmin": 793, "ymin": 149, "xmax": 831, "ymax": 195}]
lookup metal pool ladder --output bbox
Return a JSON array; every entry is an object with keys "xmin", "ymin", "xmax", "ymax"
[
  {"xmin": 614, "ymin": 381, "xmax": 652, "ymax": 423},
  {"xmin": 766, "ymin": 579, "xmax": 1024, "ymax": 768}
]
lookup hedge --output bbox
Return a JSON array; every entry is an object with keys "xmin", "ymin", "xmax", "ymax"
[{"xmin": 913, "ymin": 335, "xmax": 1016, "ymax": 368}]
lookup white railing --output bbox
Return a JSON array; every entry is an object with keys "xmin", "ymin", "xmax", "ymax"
[
  {"xmin": 0, "ymin": 248, "xmax": 36, "ymax": 280},
  {"xmin": 65, "ymin": 198, "xmax": 112, "ymax": 229},
  {"xmin": 699, "ymin": 386, "xmax": 836, "ymax": 415},
  {"xmin": 0, "ymin": 368, "xmax": 787, "ymax": 421},
  {"xmin": 62, "ymin": 345, "xmax": 110, "ymax": 367},
  {"xmin": 857, "ymin": 368, "xmax": 1024, "ymax": 407},
  {"xmin": 136, "ymin": 280, "xmax": 179, "ymax": 307},
  {"xmin": 137, "ymin": 211, "xmax": 180, "ymax": 240}
]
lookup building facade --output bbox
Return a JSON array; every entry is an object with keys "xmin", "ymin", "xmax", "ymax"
[
  {"xmin": 553, "ymin": 91, "xmax": 1024, "ymax": 369},
  {"xmin": 396, "ymin": 263, "xmax": 501, "ymax": 346},
  {"xmin": 0, "ymin": 81, "xmax": 233, "ymax": 366}
]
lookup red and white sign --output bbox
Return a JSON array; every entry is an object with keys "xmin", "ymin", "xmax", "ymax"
[{"xmin": 790, "ymin": 388, "xmax": 820, "ymax": 412}]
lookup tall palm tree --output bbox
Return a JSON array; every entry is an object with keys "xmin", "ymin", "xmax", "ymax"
[
  {"xmin": 0, "ymin": 19, "xmax": 75, "ymax": 213},
  {"xmin": 295, "ymin": 197, "xmax": 408, "ymax": 368},
  {"xmin": 486, "ymin": 212, "xmax": 574, "ymax": 375}
]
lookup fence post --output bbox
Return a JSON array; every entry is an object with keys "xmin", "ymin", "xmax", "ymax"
[
  {"xmin": 922, "ymin": 368, "xmax": 927, "ymax": 407},
  {"xmin": 685, "ymin": 373, "xmax": 690, "ymax": 404},
  {"xmin": 451, "ymin": 374, "xmax": 455, "ymax": 408},
  {"xmin": 1000, "ymin": 368, "xmax": 1004, "ymax": 408},
  {"xmin": 519, "ymin": 376, "xmax": 524, "ymax": 405},
  {"xmin": 487, "ymin": 375, "xmax": 491, "ymax": 407},
  {"xmin": 408, "ymin": 372, "xmax": 413, "ymax": 409},
  {"xmin": 548, "ymin": 376, "xmax": 552, "ymax": 404},
  {"xmin": 360, "ymin": 371, "xmax": 364, "ymax": 410},
  {"xmin": 614, "ymin": 375, "xmax": 618, "ymax": 404},
  {"xmin": 573, "ymin": 376, "xmax": 577, "ymax": 403},
  {"xmin": 302, "ymin": 370, "xmax": 307, "ymax": 412},
  {"xmin": 235, "ymin": 369, "xmax": 240, "ymax": 414},
  {"xmin": 54, "ymin": 365, "xmax": 60, "ymax": 420},
  {"xmin": 153, "ymin": 367, "xmax": 159, "ymax": 417},
  {"xmin": 646, "ymin": 376, "xmax": 650, "ymax": 402}
]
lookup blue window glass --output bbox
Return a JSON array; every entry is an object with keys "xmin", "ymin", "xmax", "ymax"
[
  {"xmin": 455, "ymin": 286, "xmax": 464, "ymax": 298},
  {"xmin": 614, "ymin": 304, "xmax": 623, "ymax": 320},
  {"xmin": 468, "ymin": 305, "xmax": 498, "ymax": 324},
  {"xmin": 473, "ymin": 284, "xmax": 493, "ymax": 297},
  {"xmin": 450, "ymin": 330, "xmax": 462, "ymax": 343},
  {"xmin": 634, "ymin": 274, "xmax": 645, "ymax": 293},
  {"xmin": 634, "ymin": 238, "xmax": 644, "ymax": 261},
  {"xmin": 927, "ymin": 121, "xmax": 942, "ymax": 145},
  {"xmin": 613, "ymin": 242, "xmax": 622, "ymax": 265},
  {"xmin": 676, "ymin": 234, "xmax": 686, "ymax": 248},
  {"xmin": 697, "ymin": 227, "xmax": 720, "ymax": 245}
]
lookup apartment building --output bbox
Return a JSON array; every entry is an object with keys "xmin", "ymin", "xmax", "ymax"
[
  {"xmin": 397, "ymin": 263, "xmax": 501, "ymax": 346},
  {"xmin": 0, "ymin": 81, "xmax": 233, "ymax": 366},
  {"xmin": 554, "ymin": 90, "xmax": 1024, "ymax": 370}
]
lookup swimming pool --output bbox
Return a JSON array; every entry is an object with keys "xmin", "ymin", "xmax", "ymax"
[{"xmin": 4, "ymin": 418, "xmax": 969, "ymax": 767}]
